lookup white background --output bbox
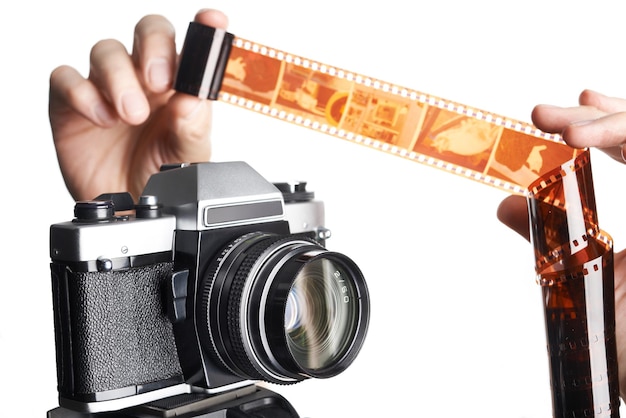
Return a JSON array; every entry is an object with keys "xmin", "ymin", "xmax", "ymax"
[{"xmin": 2, "ymin": 1, "xmax": 626, "ymax": 416}]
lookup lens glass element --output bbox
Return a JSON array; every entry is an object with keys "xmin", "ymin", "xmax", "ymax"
[{"xmin": 284, "ymin": 257, "xmax": 359, "ymax": 372}]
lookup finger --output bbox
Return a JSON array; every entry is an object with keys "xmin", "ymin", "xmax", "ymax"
[
  {"xmin": 49, "ymin": 65, "xmax": 117, "ymax": 128},
  {"xmin": 531, "ymin": 104, "xmax": 607, "ymax": 134},
  {"xmin": 89, "ymin": 38, "xmax": 150, "ymax": 125},
  {"xmin": 561, "ymin": 113, "xmax": 626, "ymax": 162},
  {"xmin": 194, "ymin": 8, "xmax": 229, "ymax": 29},
  {"xmin": 578, "ymin": 89, "xmax": 626, "ymax": 114},
  {"xmin": 166, "ymin": 93, "xmax": 213, "ymax": 161},
  {"xmin": 562, "ymin": 112, "xmax": 626, "ymax": 148},
  {"xmin": 133, "ymin": 15, "xmax": 176, "ymax": 94},
  {"xmin": 574, "ymin": 90, "xmax": 626, "ymax": 162},
  {"xmin": 496, "ymin": 195, "xmax": 530, "ymax": 242},
  {"xmin": 531, "ymin": 90, "xmax": 626, "ymax": 133},
  {"xmin": 532, "ymin": 90, "xmax": 626, "ymax": 162}
]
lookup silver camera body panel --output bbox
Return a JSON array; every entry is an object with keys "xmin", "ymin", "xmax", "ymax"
[{"xmin": 50, "ymin": 215, "xmax": 177, "ymax": 263}]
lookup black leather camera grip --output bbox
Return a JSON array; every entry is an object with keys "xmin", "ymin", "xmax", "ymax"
[{"xmin": 50, "ymin": 261, "xmax": 183, "ymax": 401}]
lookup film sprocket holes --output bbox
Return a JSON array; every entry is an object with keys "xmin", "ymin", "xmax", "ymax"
[{"xmin": 49, "ymin": 161, "xmax": 370, "ymax": 414}]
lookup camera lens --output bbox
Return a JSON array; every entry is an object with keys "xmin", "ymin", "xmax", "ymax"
[{"xmin": 199, "ymin": 233, "xmax": 369, "ymax": 385}]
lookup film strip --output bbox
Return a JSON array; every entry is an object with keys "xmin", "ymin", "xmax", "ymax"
[
  {"xmin": 175, "ymin": 22, "xmax": 584, "ymax": 197},
  {"xmin": 174, "ymin": 22, "xmax": 619, "ymax": 417}
]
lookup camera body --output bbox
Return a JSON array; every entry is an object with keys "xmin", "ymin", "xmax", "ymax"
[{"xmin": 50, "ymin": 161, "xmax": 369, "ymax": 414}]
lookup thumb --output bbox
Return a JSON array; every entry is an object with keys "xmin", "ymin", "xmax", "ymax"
[
  {"xmin": 166, "ymin": 9, "xmax": 229, "ymax": 162},
  {"xmin": 497, "ymin": 195, "xmax": 531, "ymax": 242}
]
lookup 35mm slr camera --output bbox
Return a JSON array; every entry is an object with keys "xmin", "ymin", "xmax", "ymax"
[{"xmin": 48, "ymin": 161, "xmax": 370, "ymax": 417}]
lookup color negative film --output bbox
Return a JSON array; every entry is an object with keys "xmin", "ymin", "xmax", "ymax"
[{"xmin": 175, "ymin": 22, "xmax": 619, "ymax": 417}]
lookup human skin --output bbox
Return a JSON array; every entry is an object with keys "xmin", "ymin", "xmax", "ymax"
[{"xmin": 49, "ymin": 9, "xmax": 229, "ymax": 202}]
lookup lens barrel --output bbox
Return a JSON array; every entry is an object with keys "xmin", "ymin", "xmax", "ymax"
[{"xmin": 198, "ymin": 232, "xmax": 369, "ymax": 384}]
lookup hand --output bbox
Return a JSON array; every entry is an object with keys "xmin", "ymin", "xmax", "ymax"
[
  {"xmin": 497, "ymin": 89, "xmax": 626, "ymax": 399},
  {"xmin": 49, "ymin": 9, "xmax": 229, "ymax": 201},
  {"xmin": 532, "ymin": 89, "xmax": 626, "ymax": 163}
]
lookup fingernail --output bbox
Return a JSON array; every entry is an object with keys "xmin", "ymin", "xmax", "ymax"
[
  {"xmin": 148, "ymin": 58, "xmax": 172, "ymax": 92},
  {"xmin": 121, "ymin": 91, "xmax": 148, "ymax": 121}
]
